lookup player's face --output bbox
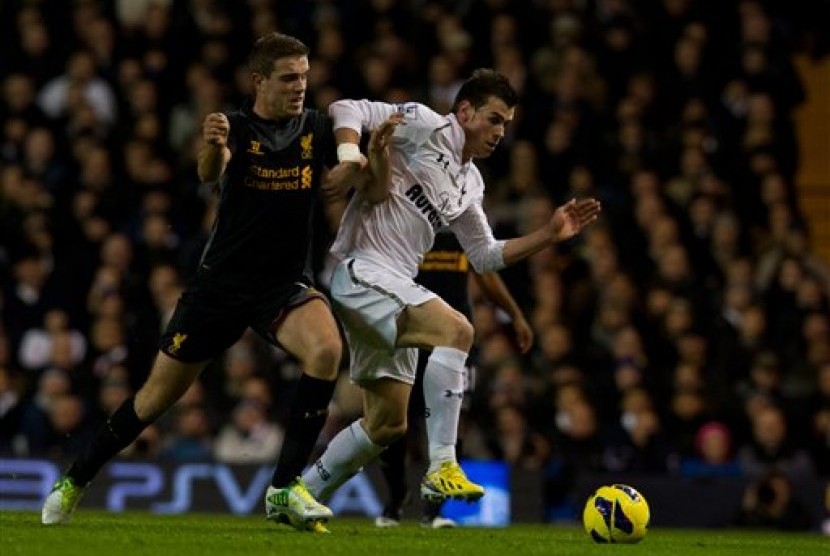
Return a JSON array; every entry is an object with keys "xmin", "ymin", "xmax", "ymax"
[
  {"xmin": 460, "ymin": 96, "xmax": 514, "ymax": 161},
  {"xmin": 253, "ymin": 55, "xmax": 309, "ymax": 119}
]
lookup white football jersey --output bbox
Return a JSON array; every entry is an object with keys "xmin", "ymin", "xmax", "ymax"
[{"xmin": 329, "ymin": 100, "xmax": 505, "ymax": 279}]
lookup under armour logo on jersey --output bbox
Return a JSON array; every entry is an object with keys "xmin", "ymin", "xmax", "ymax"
[
  {"xmin": 436, "ymin": 153, "xmax": 450, "ymax": 170},
  {"xmin": 457, "ymin": 182, "xmax": 467, "ymax": 206},
  {"xmin": 444, "ymin": 390, "xmax": 463, "ymax": 399}
]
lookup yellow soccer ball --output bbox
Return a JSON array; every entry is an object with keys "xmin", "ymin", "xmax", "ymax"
[{"xmin": 583, "ymin": 484, "xmax": 650, "ymax": 543}]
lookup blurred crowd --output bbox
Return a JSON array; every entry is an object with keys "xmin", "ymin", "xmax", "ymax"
[{"xmin": 1, "ymin": 0, "xmax": 829, "ymax": 524}]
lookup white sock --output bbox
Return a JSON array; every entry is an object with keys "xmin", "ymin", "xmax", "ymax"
[
  {"xmin": 422, "ymin": 346, "xmax": 467, "ymax": 473},
  {"xmin": 301, "ymin": 420, "xmax": 384, "ymax": 501}
]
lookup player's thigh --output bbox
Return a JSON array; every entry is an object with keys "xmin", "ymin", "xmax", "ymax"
[
  {"xmin": 331, "ymin": 258, "xmax": 435, "ymax": 350},
  {"xmin": 396, "ymin": 297, "xmax": 472, "ymax": 350},
  {"xmin": 160, "ymin": 287, "xmax": 250, "ymax": 363},
  {"xmin": 144, "ymin": 287, "xmax": 248, "ymax": 419},
  {"xmin": 273, "ymin": 298, "xmax": 343, "ymax": 359},
  {"xmin": 251, "ymin": 282, "xmax": 342, "ymax": 374},
  {"xmin": 348, "ymin": 336, "xmax": 419, "ymax": 384}
]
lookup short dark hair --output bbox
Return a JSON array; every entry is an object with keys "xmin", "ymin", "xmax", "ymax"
[
  {"xmin": 247, "ymin": 32, "xmax": 309, "ymax": 76},
  {"xmin": 451, "ymin": 69, "xmax": 518, "ymax": 113}
]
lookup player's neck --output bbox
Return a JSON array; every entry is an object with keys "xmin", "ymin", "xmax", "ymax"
[{"xmin": 252, "ymin": 98, "xmax": 293, "ymax": 122}]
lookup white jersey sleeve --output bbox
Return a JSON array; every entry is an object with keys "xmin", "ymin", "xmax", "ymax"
[
  {"xmin": 448, "ymin": 197, "xmax": 506, "ymax": 273},
  {"xmin": 328, "ymin": 100, "xmax": 445, "ymax": 146},
  {"xmin": 329, "ymin": 101, "xmax": 488, "ymax": 279}
]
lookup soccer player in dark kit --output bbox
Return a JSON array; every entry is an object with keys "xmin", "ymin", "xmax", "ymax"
[
  {"xmin": 374, "ymin": 231, "xmax": 534, "ymax": 528},
  {"xmin": 42, "ymin": 32, "xmax": 383, "ymax": 533}
]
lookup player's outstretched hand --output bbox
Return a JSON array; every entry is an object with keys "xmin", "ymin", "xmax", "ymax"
[
  {"xmin": 203, "ymin": 112, "xmax": 229, "ymax": 147},
  {"xmin": 551, "ymin": 198, "xmax": 602, "ymax": 242}
]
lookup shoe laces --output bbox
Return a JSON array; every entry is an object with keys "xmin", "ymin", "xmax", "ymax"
[
  {"xmin": 53, "ymin": 477, "xmax": 82, "ymax": 511},
  {"xmin": 439, "ymin": 462, "xmax": 467, "ymax": 483},
  {"xmin": 55, "ymin": 477, "xmax": 81, "ymax": 495},
  {"xmin": 291, "ymin": 478, "xmax": 321, "ymax": 506}
]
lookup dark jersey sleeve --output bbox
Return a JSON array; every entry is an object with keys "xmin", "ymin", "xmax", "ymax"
[
  {"xmin": 311, "ymin": 111, "xmax": 338, "ymax": 169},
  {"xmin": 226, "ymin": 110, "xmax": 241, "ymax": 155}
]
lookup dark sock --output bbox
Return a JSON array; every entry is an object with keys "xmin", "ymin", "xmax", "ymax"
[
  {"xmin": 271, "ymin": 374, "xmax": 336, "ymax": 488},
  {"xmin": 67, "ymin": 397, "xmax": 148, "ymax": 486},
  {"xmin": 379, "ymin": 436, "xmax": 407, "ymax": 516}
]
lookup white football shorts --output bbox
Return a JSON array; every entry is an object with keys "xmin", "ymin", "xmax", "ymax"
[{"xmin": 330, "ymin": 257, "xmax": 437, "ymax": 384}]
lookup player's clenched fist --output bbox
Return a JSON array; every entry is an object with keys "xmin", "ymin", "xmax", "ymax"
[{"xmin": 203, "ymin": 112, "xmax": 230, "ymax": 147}]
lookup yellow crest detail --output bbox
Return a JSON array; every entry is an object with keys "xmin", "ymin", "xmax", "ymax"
[
  {"xmin": 169, "ymin": 332, "xmax": 188, "ymax": 354},
  {"xmin": 300, "ymin": 133, "xmax": 313, "ymax": 159},
  {"xmin": 247, "ymin": 140, "xmax": 263, "ymax": 155},
  {"xmin": 301, "ymin": 166, "xmax": 312, "ymax": 189}
]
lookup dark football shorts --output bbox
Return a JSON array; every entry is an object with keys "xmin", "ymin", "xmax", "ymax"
[{"xmin": 159, "ymin": 279, "xmax": 329, "ymax": 363}]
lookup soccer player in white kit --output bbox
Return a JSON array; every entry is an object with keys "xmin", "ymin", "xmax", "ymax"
[{"xmin": 302, "ymin": 69, "xmax": 601, "ymax": 506}]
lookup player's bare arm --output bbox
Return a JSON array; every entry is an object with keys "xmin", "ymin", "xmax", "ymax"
[
  {"xmin": 501, "ymin": 198, "xmax": 601, "ymax": 267},
  {"xmin": 319, "ymin": 166, "xmax": 348, "ymax": 232},
  {"xmin": 363, "ymin": 113, "xmax": 404, "ymax": 203},
  {"xmin": 472, "ymin": 272, "xmax": 534, "ymax": 354},
  {"xmin": 322, "ymin": 126, "xmax": 364, "ymax": 200},
  {"xmin": 197, "ymin": 112, "xmax": 232, "ymax": 183},
  {"xmin": 324, "ymin": 114, "xmax": 403, "ymax": 204}
]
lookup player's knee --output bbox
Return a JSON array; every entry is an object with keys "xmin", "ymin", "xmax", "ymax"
[
  {"xmin": 445, "ymin": 315, "xmax": 474, "ymax": 351},
  {"xmin": 377, "ymin": 423, "xmax": 408, "ymax": 446},
  {"xmin": 366, "ymin": 419, "xmax": 407, "ymax": 446},
  {"xmin": 304, "ymin": 337, "xmax": 342, "ymax": 379}
]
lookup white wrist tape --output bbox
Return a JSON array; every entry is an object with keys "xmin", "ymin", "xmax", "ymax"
[{"xmin": 337, "ymin": 143, "xmax": 362, "ymax": 163}]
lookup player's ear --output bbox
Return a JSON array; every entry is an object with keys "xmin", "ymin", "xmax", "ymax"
[{"xmin": 457, "ymin": 101, "xmax": 473, "ymax": 124}]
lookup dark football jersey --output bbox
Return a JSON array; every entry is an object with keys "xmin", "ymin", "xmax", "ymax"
[
  {"xmin": 196, "ymin": 102, "xmax": 337, "ymax": 289},
  {"xmin": 416, "ymin": 230, "xmax": 471, "ymax": 318}
]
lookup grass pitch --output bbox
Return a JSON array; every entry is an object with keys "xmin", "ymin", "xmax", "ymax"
[{"xmin": 1, "ymin": 511, "xmax": 825, "ymax": 556}]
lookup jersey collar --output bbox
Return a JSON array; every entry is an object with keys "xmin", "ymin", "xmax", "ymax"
[
  {"xmin": 242, "ymin": 97, "xmax": 304, "ymax": 126},
  {"xmin": 446, "ymin": 113, "xmax": 471, "ymax": 166}
]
